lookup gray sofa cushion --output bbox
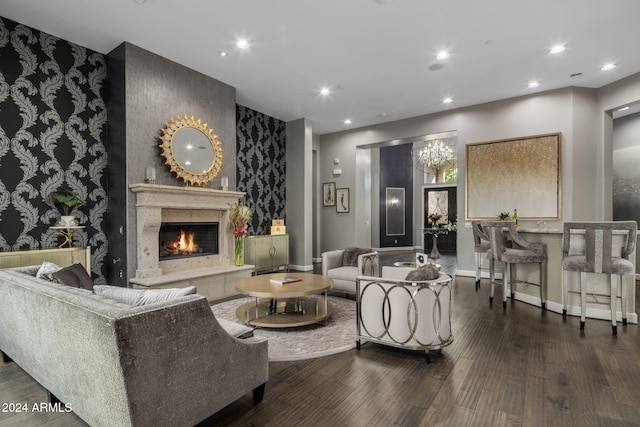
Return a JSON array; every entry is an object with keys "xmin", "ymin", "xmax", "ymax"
[
  {"xmin": 47, "ymin": 262, "xmax": 94, "ymax": 290},
  {"xmin": 94, "ymin": 285, "xmax": 197, "ymax": 306},
  {"xmin": 214, "ymin": 316, "xmax": 254, "ymax": 339}
]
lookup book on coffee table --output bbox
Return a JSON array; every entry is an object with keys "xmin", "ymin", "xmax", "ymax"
[{"xmin": 270, "ymin": 276, "xmax": 302, "ymax": 286}]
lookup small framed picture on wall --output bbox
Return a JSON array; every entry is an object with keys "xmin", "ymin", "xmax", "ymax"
[
  {"xmin": 323, "ymin": 182, "xmax": 336, "ymax": 207},
  {"xmin": 336, "ymin": 188, "xmax": 350, "ymax": 213}
]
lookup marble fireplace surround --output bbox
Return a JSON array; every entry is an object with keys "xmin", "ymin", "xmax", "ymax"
[{"xmin": 128, "ymin": 183, "xmax": 253, "ymax": 301}]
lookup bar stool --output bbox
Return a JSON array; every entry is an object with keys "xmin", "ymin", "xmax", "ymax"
[
  {"xmin": 561, "ymin": 221, "xmax": 637, "ymax": 335},
  {"xmin": 482, "ymin": 220, "xmax": 547, "ymax": 309},
  {"xmin": 471, "ymin": 221, "xmax": 491, "ymax": 290}
]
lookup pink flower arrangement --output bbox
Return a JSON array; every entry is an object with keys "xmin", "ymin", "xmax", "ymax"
[{"xmin": 229, "ymin": 201, "xmax": 252, "ymax": 237}]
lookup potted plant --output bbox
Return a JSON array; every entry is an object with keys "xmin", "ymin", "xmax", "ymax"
[{"xmin": 52, "ymin": 188, "xmax": 86, "ymax": 226}]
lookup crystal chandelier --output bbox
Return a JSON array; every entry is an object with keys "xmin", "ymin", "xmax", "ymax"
[{"xmin": 412, "ymin": 140, "xmax": 454, "ymax": 174}]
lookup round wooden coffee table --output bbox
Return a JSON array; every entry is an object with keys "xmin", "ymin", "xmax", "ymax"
[{"xmin": 235, "ymin": 273, "xmax": 334, "ymax": 328}]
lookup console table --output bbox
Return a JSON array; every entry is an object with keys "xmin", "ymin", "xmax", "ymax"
[
  {"xmin": 50, "ymin": 226, "xmax": 85, "ymax": 248},
  {"xmin": 421, "ymin": 228, "xmax": 449, "ymax": 259}
]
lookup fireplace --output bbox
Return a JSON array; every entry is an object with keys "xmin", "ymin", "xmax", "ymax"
[
  {"xmin": 129, "ymin": 184, "xmax": 253, "ymax": 302},
  {"xmin": 159, "ymin": 222, "xmax": 219, "ymax": 260}
]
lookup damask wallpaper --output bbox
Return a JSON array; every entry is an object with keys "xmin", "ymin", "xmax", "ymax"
[
  {"xmin": 236, "ymin": 104, "xmax": 286, "ymax": 235},
  {"xmin": 0, "ymin": 17, "xmax": 108, "ymax": 284}
]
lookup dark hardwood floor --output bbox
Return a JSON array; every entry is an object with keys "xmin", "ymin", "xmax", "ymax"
[{"xmin": 2, "ymin": 251, "xmax": 639, "ymax": 426}]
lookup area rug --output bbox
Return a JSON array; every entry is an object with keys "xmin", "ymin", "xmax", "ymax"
[{"xmin": 212, "ymin": 296, "xmax": 356, "ymax": 362}]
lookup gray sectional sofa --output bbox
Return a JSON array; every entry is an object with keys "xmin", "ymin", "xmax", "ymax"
[{"xmin": 0, "ymin": 264, "xmax": 268, "ymax": 427}]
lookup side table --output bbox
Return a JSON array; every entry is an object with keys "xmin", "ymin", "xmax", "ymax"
[
  {"xmin": 50, "ymin": 226, "xmax": 85, "ymax": 248},
  {"xmin": 422, "ymin": 228, "xmax": 449, "ymax": 259}
]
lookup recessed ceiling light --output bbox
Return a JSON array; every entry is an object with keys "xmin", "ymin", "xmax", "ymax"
[
  {"xmin": 601, "ymin": 63, "xmax": 616, "ymax": 71},
  {"xmin": 235, "ymin": 40, "xmax": 250, "ymax": 49},
  {"xmin": 219, "ymin": 51, "xmax": 228, "ymax": 57},
  {"xmin": 319, "ymin": 87, "xmax": 331, "ymax": 96},
  {"xmin": 436, "ymin": 51, "xmax": 449, "ymax": 60},
  {"xmin": 443, "ymin": 97, "xmax": 453, "ymax": 104},
  {"xmin": 550, "ymin": 45, "xmax": 565, "ymax": 54},
  {"xmin": 344, "ymin": 119, "xmax": 352, "ymax": 125},
  {"xmin": 527, "ymin": 81, "xmax": 540, "ymax": 88}
]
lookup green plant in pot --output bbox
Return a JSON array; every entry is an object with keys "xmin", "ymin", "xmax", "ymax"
[
  {"xmin": 498, "ymin": 212, "xmax": 511, "ymax": 220},
  {"xmin": 52, "ymin": 188, "xmax": 86, "ymax": 227}
]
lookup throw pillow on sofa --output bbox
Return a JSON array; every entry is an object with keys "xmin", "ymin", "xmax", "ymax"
[
  {"xmin": 36, "ymin": 261, "xmax": 61, "ymax": 279},
  {"xmin": 47, "ymin": 262, "xmax": 94, "ymax": 290},
  {"xmin": 342, "ymin": 247, "xmax": 373, "ymax": 267},
  {"xmin": 94, "ymin": 285, "xmax": 197, "ymax": 307}
]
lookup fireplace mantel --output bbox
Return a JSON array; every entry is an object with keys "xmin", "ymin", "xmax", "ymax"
[
  {"xmin": 129, "ymin": 184, "xmax": 251, "ymax": 301},
  {"xmin": 130, "ymin": 183, "xmax": 244, "ymax": 209}
]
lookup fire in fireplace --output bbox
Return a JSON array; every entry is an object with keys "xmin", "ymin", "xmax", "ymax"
[{"xmin": 159, "ymin": 222, "xmax": 219, "ymax": 260}]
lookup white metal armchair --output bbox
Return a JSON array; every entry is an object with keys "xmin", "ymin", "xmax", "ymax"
[{"xmin": 356, "ymin": 267, "xmax": 453, "ymax": 363}]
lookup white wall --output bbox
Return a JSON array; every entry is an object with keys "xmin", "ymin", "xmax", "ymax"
[
  {"xmin": 318, "ymin": 86, "xmax": 603, "ymax": 274},
  {"xmin": 314, "ymin": 72, "xmax": 640, "ymax": 275}
]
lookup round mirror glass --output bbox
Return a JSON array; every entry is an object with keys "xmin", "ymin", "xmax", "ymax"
[{"xmin": 159, "ymin": 116, "xmax": 223, "ymax": 186}]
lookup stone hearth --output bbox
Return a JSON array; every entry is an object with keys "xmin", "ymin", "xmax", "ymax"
[{"xmin": 128, "ymin": 183, "xmax": 253, "ymax": 301}]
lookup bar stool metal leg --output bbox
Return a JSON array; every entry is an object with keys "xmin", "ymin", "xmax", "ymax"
[{"xmin": 579, "ymin": 272, "xmax": 586, "ymax": 330}]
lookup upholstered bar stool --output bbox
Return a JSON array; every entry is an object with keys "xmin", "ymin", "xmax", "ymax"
[
  {"xmin": 482, "ymin": 220, "xmax": 547, "ymax": 309},
  {"xmin": 472, "ymin": 221, "xmax": 491, "ymax": 290},
  {"xmin": 561, "ymin": 221, "xmax": 637, "ymax": 335}
]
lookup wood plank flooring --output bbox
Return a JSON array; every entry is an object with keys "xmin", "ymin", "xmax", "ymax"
[{"xmin": 1, "ymin": 252, "xmax": 639, "ymax": 426}]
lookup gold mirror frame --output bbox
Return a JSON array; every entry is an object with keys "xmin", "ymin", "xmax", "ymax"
[{"xmin": 159, "ymin": 115, "xmax": 224, "ymax": 186}]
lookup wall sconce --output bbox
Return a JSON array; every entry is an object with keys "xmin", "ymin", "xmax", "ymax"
[
  {"xmin": 145, "ymin": 167, "xmax": 156, "ymax": 184},
  {"xmin": 220, "ymin": 176, "xmax": 229, "ymax": 191}
]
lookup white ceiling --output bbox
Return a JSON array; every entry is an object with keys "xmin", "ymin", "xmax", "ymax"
[{"xmin": 2, "ymin": 0, "xmax": 640, "ymax": 134}]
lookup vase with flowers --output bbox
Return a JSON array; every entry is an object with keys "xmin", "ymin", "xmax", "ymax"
[
  {"xmin": 228, "ymin": 200, "xmax": 252, "ymax": 266},
  {"xmin": 427, "ymin": 213, "xmax": 443, "ymax": 228}
]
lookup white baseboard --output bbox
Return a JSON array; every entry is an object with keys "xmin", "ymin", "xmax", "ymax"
[{"xmin": 289, "ymin": 263, "xmax": 314, "ymax": 272}]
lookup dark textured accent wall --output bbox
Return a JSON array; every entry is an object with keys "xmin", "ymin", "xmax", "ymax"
[
  {"xmin": 379, "ymin": 144, "xmax": 413, "ymax": 247},
  {"xmin": 106, "ymin": 42, "xmax": 237, "ymax": 284},
  {"xmin": 0, "ymin": 17, "xmax": 108, "ymax": 283},
  {"xmin": 236, "ymin": 104, "xmax": 286, "ymax": 235}
]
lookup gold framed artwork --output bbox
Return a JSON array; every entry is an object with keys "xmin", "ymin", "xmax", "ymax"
[
  {"xmin": 466, "ymin": 133, "xmax": 561, "ymax": 220},
  {"xmin": 323, "ymin": 182, "xmax": 336, "ymax": 207},
  {"xmin": 336, "ymin": 188, "xmax": 350, "ymax": 213}
]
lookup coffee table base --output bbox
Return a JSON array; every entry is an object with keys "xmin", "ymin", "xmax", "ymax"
[{"xmin": 236, "ymin": 296, "xmax": 333, "ymax": 328}]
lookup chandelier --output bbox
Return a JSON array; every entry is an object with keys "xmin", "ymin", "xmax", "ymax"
[{"xmin": 412, "ymin": 140, "xmax": 454, "ymax": 174}]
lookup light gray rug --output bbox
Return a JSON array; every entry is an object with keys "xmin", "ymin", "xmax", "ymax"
[{"xmin": 212, "ymin": 296, "xmax": 356, "ymax": 362}]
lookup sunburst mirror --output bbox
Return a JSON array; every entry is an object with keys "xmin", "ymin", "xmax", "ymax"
[{"xmin": 159, "ymin": 115, "xmax": 224, "ymax": 186}]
